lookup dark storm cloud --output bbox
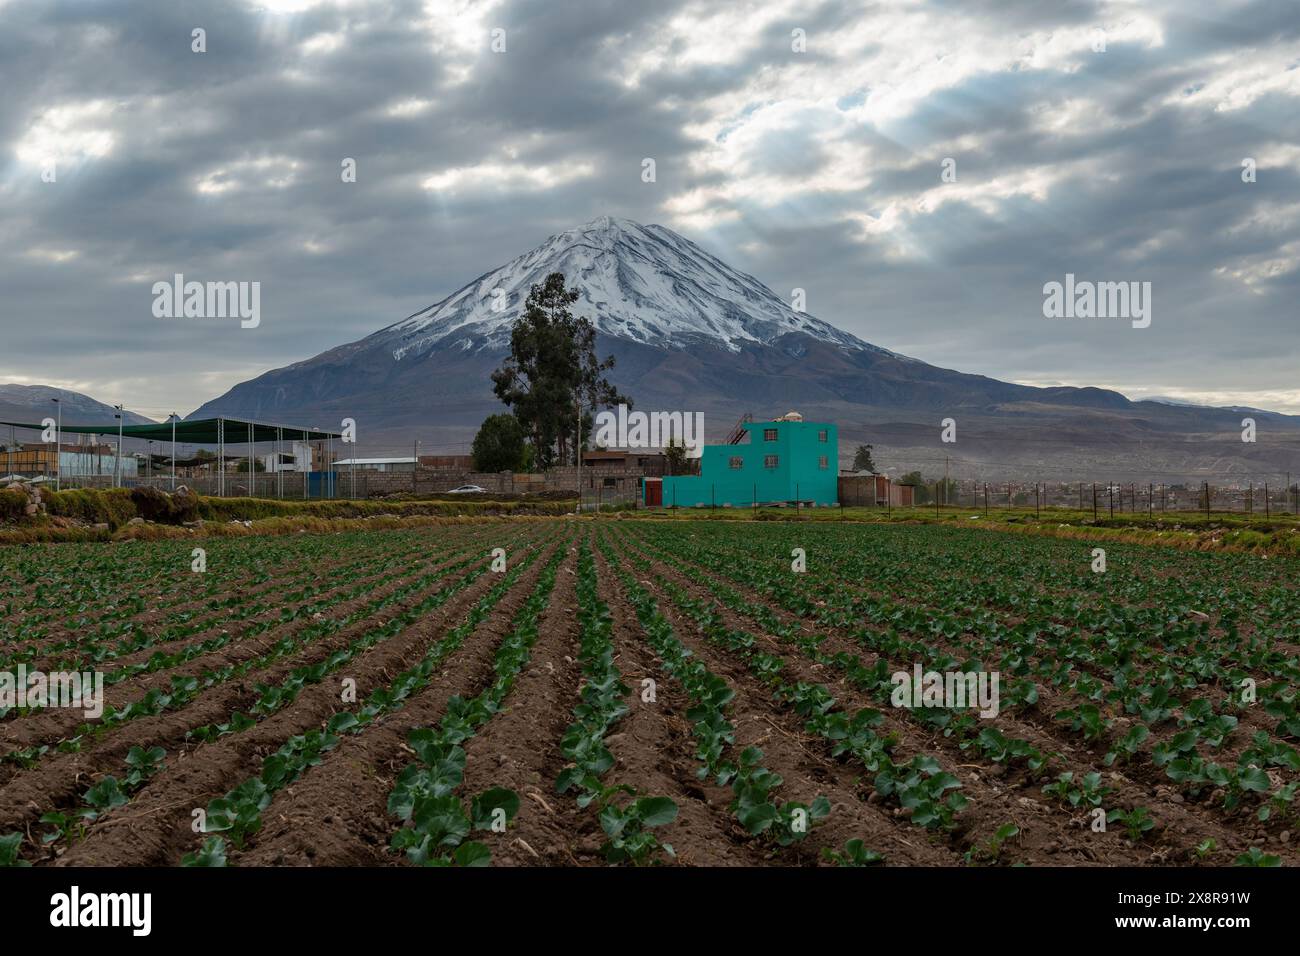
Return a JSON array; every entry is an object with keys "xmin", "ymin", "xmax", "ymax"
[{"xmin": 0, "ymin": 0, "xmax": 1296, "ymax": 416}]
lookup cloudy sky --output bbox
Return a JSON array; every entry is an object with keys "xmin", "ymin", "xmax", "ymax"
[{"xmin": 1, "ymin": 0, "xmax": 1297, "ymax": 419}]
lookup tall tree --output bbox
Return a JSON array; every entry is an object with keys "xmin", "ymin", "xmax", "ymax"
[
  {"xmin": 664, "ymin": 437, "xmax": 687, "ymax": 476},
  {"xmin": 471, "ymin": 413, "xmax": 527, "ymax": 472},
  {"xmin": 852, "ymin": 443, "xmax": 877, "ymax": 473},
  {"xmin": 490, "ymin": 273, "xmax": 627, "ymax": 469}
]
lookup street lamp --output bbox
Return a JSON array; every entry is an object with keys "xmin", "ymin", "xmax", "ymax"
[
  {"xmin": 51, "ymin": 397, "xmax": 61, "ymax": 491},
  {"xmin": 114, "ymin": 404, "xmax": 123, "ymax": 488},
  {"xmin": 574, "ymin": 394, "xmax": 586, "ymax": 516}
]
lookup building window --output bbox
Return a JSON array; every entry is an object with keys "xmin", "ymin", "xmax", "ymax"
[
  {"xmin": 763, "ymin": 428, "xmax": 778, "ymax": 441},
  {"xmin": 603, "ymin": 477, "xmax": 617, "ymax": 488},
  {"xmin": 728, "ymin": 456, "xmax": 744, "ymax": 470},
  {"xmin": 764, "ymin": 455, "xmax": 779, "ymax": 469},
  {"xmin": 818, "ymin": 429, "xmax": 828, "ymax": 442},
  {"xmin": 818, "ymin": 455, "xmax": 828, "ymax": 470}
]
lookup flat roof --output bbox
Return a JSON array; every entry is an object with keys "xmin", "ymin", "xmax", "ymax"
[
  {"xmin": 334, "ymin": 457, "xmax": 415, "ymax": 465},
  {"xmin": 0, "ymin": 416, "xmax": 341, "ymax": 444}
]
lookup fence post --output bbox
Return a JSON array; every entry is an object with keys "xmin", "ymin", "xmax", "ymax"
[
  {"xmin": 1108, "ymin": 483, "xmax": 1113, "ymax": 519},
  {"xmin": 1265, "ymin": 483, "xmax": 1269, "ymax": 518}
]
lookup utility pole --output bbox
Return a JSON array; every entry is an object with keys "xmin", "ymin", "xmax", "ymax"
[
  {"xmin": 575, "ymin": 394, "xmax": 582, "ymax": 516},
  {"xmin": 944, "ymin": 455, "xmax": 949, "ymax": 511},
  {"xmin": 171, "ymin": 414, "xmax": 178, "ymax": 491},
  {"xmin": 114, "ymin": 404, "xmax": 123, "ymax": 488},
  {"xmin": 51, "ymin": 397, "xmax": 61, "ymax": 491}
]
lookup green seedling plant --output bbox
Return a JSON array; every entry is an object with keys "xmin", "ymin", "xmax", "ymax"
[
  {"xmin": 821, "ymin": 839, "xmax": 883, "ymax": 867},
  {"xmin": 722, "ymin": 746, "xmax": 830, "ymax": 845},
  {"xmin": 598, "ymin": 795, "xmax": 678, "ymax": 864},
  {"xmin": 1256, "ymin": 781, "xmax": 1296, "ymax": 822},
  {"xmin": 41, "ymin": 745, "xmax": 167, "ymax": 847},
  {"xmin": 964, "ymin": 823, "xmax": 1020, "ymax": 865},
  {"xmin": 0, "ymin": 832, "xmax": 29, "ymax": 867},
  {"xmin": 1234, "ymin": 847, "xmax": 1281, "ymax": 867},
  {"xmin": 1054, "ymin": 703, "xmax": 1110, "ymax": 742},
  {"xmin": 181, "ymin": 836, "xmax": 228, "ymax": 867},
  {"xmin": 1107, "ymin": 806, "xmax": 1156, "ymax": 842},
  {"xmin": 875, "ymin": 755, "xmax": 967, "ymax": 830},
  {"xmin": 1151, "ymin": 729, "xmax": 1200, "ymax": 767},
  {"xmin": 1105, "ymin": 723, "xmax": 1150, "ymax": 765},
  {"xmin": 1041, "ymin": 771, "xmax": 1111, "ymax": 808}
]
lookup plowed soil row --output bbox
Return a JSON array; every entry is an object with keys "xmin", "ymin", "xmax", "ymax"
[
  {"xmin": 11, "ymin": 529, "xmax": 445, "ymax": 673},
  {"xmin": 609, "ymin": 525, "xmax": 1290, "ymax": 865},
  {"xmin": 594, "ymin": 540, "xmax": 957, "ymax": 866},
  {"xmin": 4, "ymin": 535, "xmax": 385, "ymax": 653},
  {"xmin": 0, "ymin": 529, "xmax": 556, "ymax": 857},
  {"xmin": 48, "ymin": 534, "xmax": 560, "ymax": 866},
  {"xmin": 1, "ymin": 533, "xmax": 477, "ymax": 744},
  {"xmin": 0, "ymin": 540, "xmax": 493, "ymax": 765},
  {"xmin": 4, "ymin": 518, "xmax": 1293, "ymax": 868}
]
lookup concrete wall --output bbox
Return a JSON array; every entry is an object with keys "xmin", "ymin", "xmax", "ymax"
[{"xmin": 118, "ymin": 465, "xmax": 643, "ymax": 500}]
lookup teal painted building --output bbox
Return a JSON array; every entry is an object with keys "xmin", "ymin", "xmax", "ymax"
[{"xmin": 649, "ymin": 417, "xmax": 838, "ymax": 508}]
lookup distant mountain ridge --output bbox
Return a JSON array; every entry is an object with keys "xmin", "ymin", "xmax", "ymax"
[{"xmin": 0, "ymin": 385, "xmax": 155, "ymax": 429}]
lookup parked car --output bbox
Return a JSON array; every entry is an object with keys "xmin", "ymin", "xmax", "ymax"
[{"xmin": 446, "ymin": 484, "xmax": 486, "ymax": 494}]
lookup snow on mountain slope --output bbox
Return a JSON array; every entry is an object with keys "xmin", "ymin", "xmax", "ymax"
[{"xmin": 379, "ymin": 216, "xmax": 891, "ymax": 360}]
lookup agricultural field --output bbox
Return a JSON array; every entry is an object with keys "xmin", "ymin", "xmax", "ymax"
[{"xmin": 0, "ymin": 517, "xmax": 1297, "ymax": 867}]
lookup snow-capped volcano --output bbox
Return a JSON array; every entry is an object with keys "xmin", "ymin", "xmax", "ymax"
[
  {"xmin": 189, "ymin": 216, "xmax": 1300, "ymax": 481},
  {"xmin": 381, "ymin": 216, "xmax": 880, "ymax": 360}
]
